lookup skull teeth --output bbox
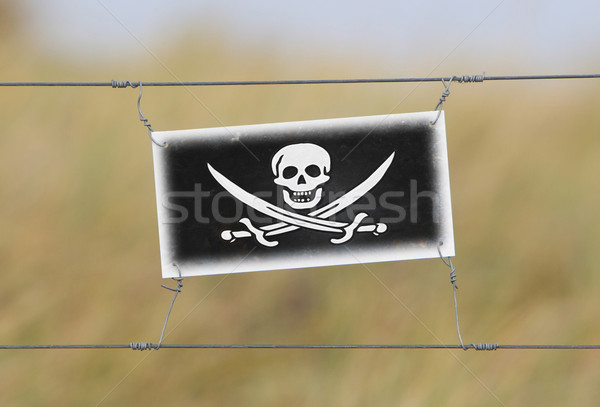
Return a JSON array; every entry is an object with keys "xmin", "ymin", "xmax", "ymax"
[
  {"xmin": 290, "ymin": 189, "xmax": 315, "ymax": 202},
  {"xmin": 282, "ymin": 187, "xmax": 323, "ymax": 209}
]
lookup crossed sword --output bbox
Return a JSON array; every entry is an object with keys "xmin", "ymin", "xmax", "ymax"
[{"xmin": 207, "ymin": 152, "xmax": 395, "ymax": 247}]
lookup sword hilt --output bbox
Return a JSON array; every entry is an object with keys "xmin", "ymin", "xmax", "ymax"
[
  {"xmin": 221, "ymin": 218, "xmax": 279, "ymax": 247},
  {"xmin": 357, "ymin": 223, "xmax": 388, "ymax": 236},
  {"xmin": 221, "ymin": 229, "xmax": 251, "ymax": 242}
]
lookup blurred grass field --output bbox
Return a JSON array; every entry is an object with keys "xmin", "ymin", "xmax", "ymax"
[{"xmin": 2, "ymin": 6, "xmax": 600, "ymax": 407}]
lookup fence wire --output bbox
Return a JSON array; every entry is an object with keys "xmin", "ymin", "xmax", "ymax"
[
  {"xmin": 2, "ymin": 344, "xmax": 600, "ymax": 351},
  {"xmin": 0, "ymin": 73, "xmax": 599, "ymax": 87}
]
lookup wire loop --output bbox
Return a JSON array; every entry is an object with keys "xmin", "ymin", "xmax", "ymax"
[
  {"xmin": 155, "ymin": 263, "xmax": 184, "ymax": 350},
  {"xmin": 136, "ymin": 81, "xmax": 167, "ymax": 148},
  {"xmin": 430, "ymin": 77, "xmax": 453, "ymax": 125},
  {"xmin": 430, "ymin": 73, "xmax": 484, "ymax": 125}
]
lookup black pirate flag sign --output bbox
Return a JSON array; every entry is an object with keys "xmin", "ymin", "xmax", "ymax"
[{"xmin": 152, "ymin": 111, "xmax": 454, "ymax": 278}]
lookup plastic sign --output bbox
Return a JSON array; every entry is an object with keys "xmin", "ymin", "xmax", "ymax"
[{"xmin": 152, "ymin": 111, "xmax": 454, "ymax": 278}]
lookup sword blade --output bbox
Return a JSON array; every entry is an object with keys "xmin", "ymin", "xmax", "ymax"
[{"xmin": 208, "ymin": 164, "xmax": 346, "ymax": 233}]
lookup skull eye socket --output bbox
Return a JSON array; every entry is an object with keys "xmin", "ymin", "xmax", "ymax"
[
  {"xmin": 282, "ymin": 166, "xmax": 298, "ymax": 179},
  {"xmin": 305, "ymin": 165, "xmax": 321, "ymax": 177}
]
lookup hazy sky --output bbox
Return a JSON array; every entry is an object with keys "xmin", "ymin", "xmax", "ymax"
[{"xmin": 18, "ymin": 0, "xmax": 600, "ymax": 74}]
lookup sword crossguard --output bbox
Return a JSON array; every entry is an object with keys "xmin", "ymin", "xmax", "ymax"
[
  {"xmin": 238, "ymin": 218, "xmax": 279, "ymax": 247},
  {"xmin": 330, "ymin": 212, "xmax": 369, "ymax": 244}
]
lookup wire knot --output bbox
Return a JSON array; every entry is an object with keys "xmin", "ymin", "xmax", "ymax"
[
  {"xmin": 430, "ymin": 77, "xmax": 454, "ymax": 125},
  {"xmin": 161, "ymin": 275, "xmax": 183, "ymax": 293},
  {"xmin": 471, "ymin": 343, "xmax": 498, "ymax": 351},
  {"xmin": 111, "ymin": 80, "xmax": 139, "ymax": 89},
  {"xmin": 455, "ymin": 73, "xmax": 485, "ymax": 83},
  {"xmin": 449, "ymin": 268, "xmax": 457, "ymax": 287},
  {"xmin": 439, "ymin": 88, "xmax": 451, "ymax": 101},
  {"xmin": 130, "ymin": 342, "xmax": 155, "ymax": 351},
  {"xmin": 437, "ymin": 242, "xmax": 458, "ymax": 290}
]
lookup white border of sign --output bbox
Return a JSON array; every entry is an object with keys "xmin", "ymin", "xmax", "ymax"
[{"xmin": 152, "ymin": 111, "xmax": 454, "ymax": 278}]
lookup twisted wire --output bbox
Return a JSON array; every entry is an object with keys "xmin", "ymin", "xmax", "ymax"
[
  {"xmin": 430, "ymin": 77, "xmax": 455, "ymax": 125},
  {"xmin": 454, "ymin": 73, "xmax": 486, "ymax": 83},
  {"xmin": 471, "ymin": 343, "xmax": 499, "ymax": 351},
  {"xmin": 130, "ymin": 342, "xmax": 154, "ymax": 351},
  {"xmin": 111, "ymin": 80, "xmax": 138, "ymax": 88}
]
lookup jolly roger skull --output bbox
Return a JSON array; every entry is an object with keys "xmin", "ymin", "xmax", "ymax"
[{"xmin": 271, "ymin": 143, "xmax": 331, "ymax": 210}]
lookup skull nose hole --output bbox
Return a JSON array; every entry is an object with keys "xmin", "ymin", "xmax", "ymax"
[{"xmin": 298, "ymin": 174, "xmax": 307, "ymax": 185}]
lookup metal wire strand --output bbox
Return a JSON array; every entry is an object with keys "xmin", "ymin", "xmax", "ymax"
[
  {"xmin": 437, "ymin": 241, "xmax": 466, "ymax": 350},
  {"xmin": 155, "ymin": 263, "xmax": 184, "ymax": 350},
  {"xmin": 135, "ymin": 81, "xmax": 167, "ymax": 148},
  {"xmin": 2, "ymin": 73, "xmax": 600, "ymax": 87},
  {"xmin": 436, "ymin": 243, "xmax": 500, "ymax": 352},
  {"xmin": 430, "ymin": 77, "xmax": 454, "ymax": 126},
  {"xmin": 3, "ymin": 344, "xmax": 600, "ymax": 350}
]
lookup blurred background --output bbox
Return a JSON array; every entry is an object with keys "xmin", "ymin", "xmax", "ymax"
[{"xmin": 1, "ymin": 0, "xmax": 600, "ymax": 405}]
